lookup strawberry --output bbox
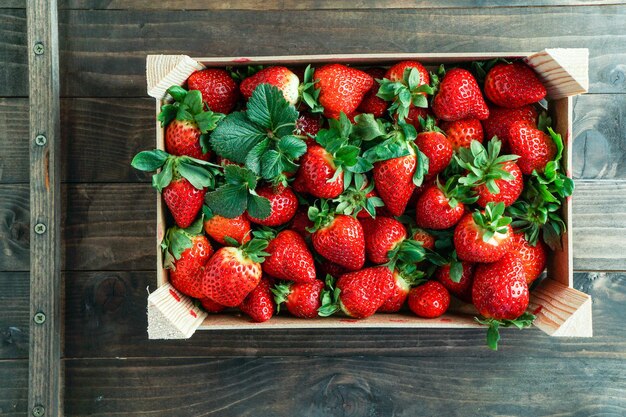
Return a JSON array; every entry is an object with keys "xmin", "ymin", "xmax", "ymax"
[
  {"xmin": 414, "ymin": 116, "xmax": 453, "ymax": 177},
  {"xmin": 248, "ymin": 184, "xmax": 298, "ymax": 226},
  {"xmin": 295, "ymin": 112, "xmax": 322, "ymax": 146},
  {"xmin": 316, "ymin": 259, "xmax": 348, "ymax": 280},
  {"xmin": 309, "ymin": 201, "xmax": 365, "ymax": 271},
  {"xmin": 357, "ymin": 68, "xmax": 389, "ymax": 117},
  {"xmin": 453, "ymin": 202, "xmax": 513, "ymax": 263},
  {"xmin": 435, "ymin": 261, "xmax": 474, "ymax": 303},
  {"xmin": 362, "ymin": 216, "xmax": 407, "ymax": 264},
  {"xmin": 203, "ymin": 209, "xmax": 251, "ymax": 246},
  {"xmin": 482, "ymin": 105, "xmax": 538, "ymax": 147},
  {"xmin": 508, "ymin": 232, "xmax": 547, "ymax": 284},
  {"xmin": 187, "ymin": 69, "xmax": 239, "ymax": 114},
  {"xmin": 412, "ymin": 228, "xmax": 435, "ymax": 251},
  {"xmin": 240, "ymin": 66, "xmax": 300, "ymax": 105},
  {"xmin": 162, "ymin": 223, "xmax": 213, "ymax": 299},
  {"xmin": 257, "ymin": 229, "xmax": 316, "ymax": 282},
  {"xmin": 408, "ymin": 281, "xmax": 450, "ymax": 318},
  {"xmin": 289, "ymin": 207, "xmax": 313, "ymax": 238},
  {"xmin": 484, "ymin": 61, "xmax": 546, "ymax": 108},
  {"xmin": 508, "ymin": 121, "xmax": 557, "ymax": 175},
  {"xmin": 158, "ymin": 86, "xmax": 224, "ymax": 161},
  {"xmin": 432, "ymin": 68, "xmax": 489, "ymax": 121},
  {"xmin": 440, "ymin": 118, "xmax": 484, "ymax": 151},
  {"xmin": 415, "ymin": 178, "xmax": 474, "ymax": 230},
  {"xmin": 319, "ymin": 267, "xmax": 395, "ymax": 319},
  {"xmin": 131, "ymin": 150, "xmax": 219, "ymax": 229},
  {"xmin": 473, "ymin": 252, "xmax": 529, "ymax": 320},
  {"xmin": 377, "ymin": 61, "xmax": 432, "ymax": 121},
  {"xmin": 404, "ymin": 107, "xmax": 434, "ymax": 133},
  {"xmin": 373, "ymin": 150, "xmax": 417, "ymax": 217},
  {"xmin": 456, "ymin": 138, "xmax": 523, "ymax": 207},
  {"xmin": 379, "ymin": 264, "xmax": 425, "ymax": 313},
  {"xmin": 333, "ymin": 174, "xmax": 384, "ymax": 219},
  {"xmin": 239, "ymin": 277, "xmax": 275, "ymax": 323},
  {"xmin": 200, "ymin": 297, "xmax": 226, "ymax": 313},
  {"xmin": 296, "ymin": 145, "xmax": 344, "ymax": 198},
  {"xmin": 272, "ymin": 280, "xmax": 325, "ymax": 318},
  {"xmin": 313, "ymin": 64, "xmax": 374, "ymax": 119},
  {"xmin": 385, "ymin": 61, "xmax": 430, "ymax": 86},
  {"xmin": 201, "ymin": 238, "xmax": 268, "ymax": 307}
]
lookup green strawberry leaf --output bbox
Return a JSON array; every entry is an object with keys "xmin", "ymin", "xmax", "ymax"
[
  {"xmin": 210, "ymin": 112, "xmax": 267, "ymax": 163},
  {"xmin": 194, "ymin": 111, "xmax": 225, "ymax": 133},
  {"xmin": 131, "ymin": 149, "xmax": 169, "ymax": 171},
  {"xmin": 157, "ymin": 104, "xmax": 178, "ymax": 127},
  {"xmin": 152, "ymin": 158, "xmax": 174, "ymax": 192},
  {"xmin": 167, "ymin": 85, "xmax": 188, "ymax": 102},
  {"xmin": 351, "ymin": 114, "xmax": 387, "ymax": 141},
  {"xmin": 277, "ymin": 135, "xmax": 307, "ymax": 159},
  {"xmin": 450, "ymin": 260, "xmax": 463, "ymax": 283},
  {"xmin": 247, "ymin": 192, "xmax": 272, "ymax": 220},
  {"xmin": 177, "ymin": 160, "xmax": 214, "ymax": 190},
  {"xmin": 247, "ymin": 83, "xmax": 298, "ymax": 135},
  {"xmin": 205, "ymin": 184, "xmax": 248, "ymax": 218},
  {"xmin": 245, "ymin": 138, "xmax": 270, "ymax": 176},
  {"xmin": 183, "ymin": 90, "xmax": 203, "ymax": 115},
  {"xmin": 260, "ymin": 150, "xmax": 283, "ymax": 180}
]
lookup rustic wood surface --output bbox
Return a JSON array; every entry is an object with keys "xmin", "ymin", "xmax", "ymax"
[{"xmin": 0, "ymin": 2, "xmax": 625, "ymax": 416}]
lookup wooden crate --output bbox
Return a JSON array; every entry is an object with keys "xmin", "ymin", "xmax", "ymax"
[{"xmin": 145, "ymin": 49, "xmax": 592, "ymax": 339}]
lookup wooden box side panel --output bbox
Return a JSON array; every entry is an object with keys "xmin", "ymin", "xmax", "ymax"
[{"xmin": 155, "ymin": 99, "xmax": 168, "ymax": 288}]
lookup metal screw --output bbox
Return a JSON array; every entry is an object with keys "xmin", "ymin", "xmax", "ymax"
[
  {"xmin": 34, "ymin": 223, "xmax": 46, "ymax": 235},
  {"xmin": 32, "ymin": 405, "xmax": 45, "ymax": 417},
  {"xmin": 33, "ymin": 42, "xmax": 44, "ymax": 55},
  {"xmin": 33, "ymin": 312, "xmax": 46, "ymax": 325},
  {"xmin": 35, "ymin": 135, "xmax": 47, "ymax": 146}
]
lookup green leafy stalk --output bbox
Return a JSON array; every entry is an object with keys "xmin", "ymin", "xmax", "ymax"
[
  {"xmin": 299, "ymin": 64, "xmax": 324, "ymax": 114},
  {"xmin": 473, "ymin": 202, "xmax": 512, "ymax": 243},
  {"xmin": 475, "ymin": 312, "xmax": 535, "ymax": 350},
  {"xmin": 317, "ymin": 274, "xmax": 342, "ymax": 317},
  {"xmin": 376, "ymin": 67, "xmax": 434, "ymax": 121},
  {"xmin": 333, "ymin": 174, "xmax": 384, "ymax": 218},
  {"xmin": 160, "ymin": 217, "xmax": 204, "ymax": 270}
]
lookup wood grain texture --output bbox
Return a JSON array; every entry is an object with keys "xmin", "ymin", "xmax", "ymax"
[
  {"xmin": 0, "ymin": 185, "xmax": 29, "ymax": 271},
  {"xmin": 0, "ymin": 272, "xmax": 29, "ymax": 359},
  {"xmin": 64, "ymin": 356, "xmax": 626, "ymax": 417},
  {"xmin": 0, "ymin": 9, "xmax": 27, "ymax": 97},
  {"xmin": 64, "ymin": 272, "xmax": 625, "ymax": 359},
  {"xmin": 0, "ymin": 359, "xmax": 28, "ymax": 416}
]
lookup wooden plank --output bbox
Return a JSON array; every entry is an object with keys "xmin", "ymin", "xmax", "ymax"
[
  {"xmin": 0, "ymin": 185, "xmax": 29, "ymax": 271},
  {"xmin": 0, "ymin": 10, "xmax": 27, "ymax": 97},
  {"xmin": 0, "ymin": 359, "xmax": 28, "ymax": 416},
  {"xmin": 64, "ymin": 272, "xmax": 625, "ymax": 358},
  {"xmin": 1, "ymin": 94, "xmax": 625, "ymax": 185},
  {"xmin": 27, "ymin": 0, "xmax": 62, "ymax": 415},
  {"xmin": 64, "ymin": 356, "xmax": 626, "ymax": 416},
  {"xmin": 0, "ymin": 273, "xmax": 29, "ymax": 359}
]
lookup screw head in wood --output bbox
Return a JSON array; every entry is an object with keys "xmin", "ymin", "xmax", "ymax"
[
  {"xmin": 32, "ymin": 405, "xmax": 45, "ymax": 417},
  {"xmin": 33, "ymin": 312, "xmax": 46, "ymax": 324},
  {"xmin": 33, "ymin": 42, "xmax": 44, "ymax": 55},
  {"xmin": 35, "ymin": 135, "xmax": 47, "ymax": 146},
  {"xmin": 34, "ymin": 223, "xmax": 46, "ymax": 235}
]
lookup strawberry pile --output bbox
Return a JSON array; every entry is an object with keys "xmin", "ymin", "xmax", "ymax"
[{"xmin": 132, "ymin": 59, "xmax": 573, "ymax": 349}]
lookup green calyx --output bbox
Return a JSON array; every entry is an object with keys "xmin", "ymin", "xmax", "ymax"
[
  {"xmin": 204, "ymin": 165, "xmax": 271, "ymax": 220},
  {"xmin": 456, "ymin": 137, "xmax": 520, "ymax": 195},
  {"xmin": 210, "ymin": 84, "xmax": 305, "ymax": 183},
  {"xmin": 418, "ymin": 115, "xmax": 444, "ymax": 134},
  {"xmin": 131, "ymin": 149, "xmax": 221, "ymax": 192},
  {"xmin": 428, "ymin": 65, "xmax": 446, "ymax": 95},
  {"xmin": 361, "ymin": 120, "xmax": 420, "ymax": 168},
  {"xmin": 271, "ymin": 282, "xmax": 293, "ymax": 313},
  {"xmin": 307, "ymin": 199, "xmax": 335, "ymax": 233},
  {"xmin": 437, "ymin": 176, "xmax": 478, "ymax": 209},
  {"xmin": 227, "ymin": 65, "xmax": 264, "ymax": 82},
  {"xmin": 161, "ymin": 217, "xmax": 204, "ymax": 270},
  {"xmin": 376, "ymin": 67, "xmax": 434, "ymax": 122},
  {"xmin": 333, "ymin": 174, "xmax": 384, "ymax": 218},
  {"xmin": 317, "ymin": 274, "xmax": 342, "ymax": 317},
  {"xmin": 394, "ymin": 263, "xmax": 426, "ymax": 288},
  {"xmin": 470, "ymin": 58, "xmax": 509, "ymax": 84},
  {"xmin": 472, "ymin": 202, "xmax": 512, "ymax": 243},
  {"xmin": 385, "ymin": 239, "xmax": 426, "ymax": 271},
  {"xmin": 475, "ymin": 312, "xmax": 535, "ymax": 351},
  {"xmin": 238, "ymin": 237, "xmax": 270, "ymax": 264},
  {"xmin": 299, "ymin": 64, "xmax": 324, "ymax": 114}
]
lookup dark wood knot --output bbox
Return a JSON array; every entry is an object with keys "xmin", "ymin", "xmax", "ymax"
[{"xmin": 93, "ymin": 275, "xmax": 128, "ymax": 312}]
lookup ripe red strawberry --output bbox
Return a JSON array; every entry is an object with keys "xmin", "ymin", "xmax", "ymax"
[
  {"xmin": 508, "ymin": 122, "xmax": 557, "ymax": 175},
  {"xmin": 482, "ymin": 105, "xmax": 538, "ymax": 147},
  {"xmin": 261, "ymin": 230, "xmax": 316, "ymax": 282},
  {"xmin": 415, "ymin": 180, "xmax": 469, "ymax": 230},
  {"xmin": 453, "ymin": 202, "xmax": 513, "ymax": 263},
  {"xmin": 239, "ymin": 277, "xmax": 275, "ymax": 323},
  {"xmin": 314, "ymin": 64, "xmax": 374, "ymax": 119},
  {"xmin": 240, "ymin": 66, "xmax": 300, "ymax": 105},
  {"xmin": 432, "ymin": 68, "xmax": 489, "ymax": 121},
  {"xmin": 440, "ymin": 118, "xmax": 484, "ymax": 151},
  {"xmin": 414, "ymin": 118, "xmax": 453, "ymax": 177},
  {"xmin": 164, "ymin": 226, "xmax": 214, "ymax": 299},
  {"xmin": 377, "ymin": 61, "xmax": 432, "ymax": 122},
  {"xmin": 165, "ymin": 120, "xmax": 209, "ymax": 161},
  {"xmin": 385, "ymin": 61, "xmax": 430, "ymax": 86},
  {"xmin": 374, "ymin": 152, "xmax": 416, "ymax": 217},
  {"xmin": 272, "ymin": 280, "xmax": 325, "ymax": 318},
  {"xmin": 362, "ymin": 216, "xmax": 407, "ymax": 264},
  {"xmin": 472, "ymin": 252, "xmax": 529, "ymax": 320},
  {"xmin": 484, "ymin": 62, "xmax": 546, "ymax": 108},
  {"xmin": 296, "ymin": 145, "xmax": 343, "ymax": 198},
  {"xmin": 456, "ymin": 138, "xmax": 523, "ymax": 208},
  {"xmin": 316, "ymin": 260, "xmax": 348, "ymax": 280},
  {"xmin": 357, "ymin": 68, "xmax": 388, "ymax": 117},
  {"xmin": 404, "ymin": 107, "xmax": 434, "ymax": 133},
  {"xmin": 203, "ymin": 213, "xmax": 251, "ymax": 246},
  {"xmin": 295, "ymin": 112, "xmax": 322, "ymax": 146},
  {"xmin": 319, "ymin": 266, "xmax": 395, "ymax": 319},
  {"xmin": 408, "ymin": 281, "xmax": 450, "ymax": 318},
  {"xmin": 378, "ymin": 265, "xmax": 424, "ymax": 313},
  {"xmin": 201, "ymin": 239, "xmax": 268, "ymax": 307},
  {"xmin": 248, "ymin": 185, "xmax": 298, "ymax": 226},
  {"xmin": 435, "ymin": 261, "xmax": 474, "ymax": 303},
  {"xmin": 163, "ymin": 178, "xmax": 206, "ymax": 229},
  {"xmin": 200, "ymin": 297, "xmax": 226, "ymax": 313},
  {"xmin": 289, "ymin": 207, "xmax": 313, "ymax": 238},
  {"xmin": 412, "ymin": 228, "xmax": 435, "ymax": 251},
  {"xmin": 508, "ymin": 232, "xmax": 547, "ymax": 284},
  {"xmin": 187, "ymin": 69, "xmax": 239, "ymax": 114},
  {"xmin": 309, "ymin": 202, "xmax": 365, "ymax": 271}
]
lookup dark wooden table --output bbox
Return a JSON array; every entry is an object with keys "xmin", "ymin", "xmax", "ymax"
[{"xmin": 1, "ymin": 2, "xmax": 625, "ymax": 416}]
